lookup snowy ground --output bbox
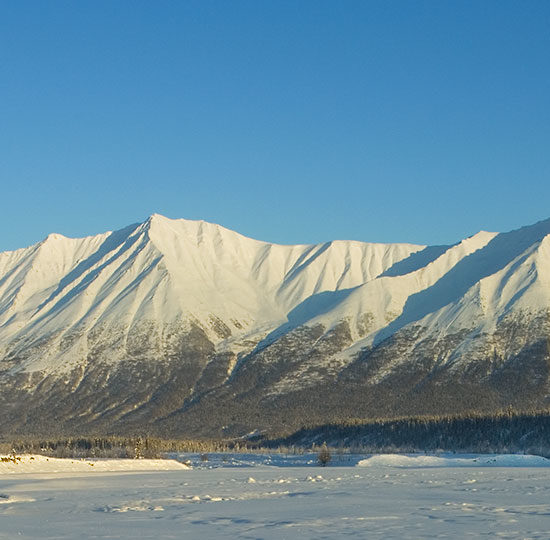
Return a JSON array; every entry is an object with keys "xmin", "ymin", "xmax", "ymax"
[
  {"xmin": 0, "ymin": 454, "xmax": 189, "ymax": 474},
  {"xmin": 2, "ymin": 453, "xmax": 550, "ymax": 539}
]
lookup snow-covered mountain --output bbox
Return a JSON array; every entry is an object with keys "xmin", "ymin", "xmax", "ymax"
[{"xmin": 1, "ymin": 214, "xmax": 550, "ymax": 437}]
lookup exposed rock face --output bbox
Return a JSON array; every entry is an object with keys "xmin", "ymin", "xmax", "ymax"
[{"xmin": 1, "ymin": 214, "xmax": 550, "ymax": 437}]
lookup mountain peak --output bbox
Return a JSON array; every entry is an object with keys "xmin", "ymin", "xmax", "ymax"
[
  {"xmin": 41, "ymin": 232, "xmax": 68, "ymax": 244},
  {"xmin": 145, "ymin": 213, "xmax": 213, "ymax": 230},
  {"xmin": 145, "ymin": 213, "xmax": 170, "ymax": 225}
]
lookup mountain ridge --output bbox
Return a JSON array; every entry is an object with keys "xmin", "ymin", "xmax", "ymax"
[{"xmin": 1, "ymin": 214, "xmax": 549, "ymax": 437}]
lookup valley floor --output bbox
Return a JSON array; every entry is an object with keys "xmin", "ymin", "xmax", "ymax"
[{"xmin": 2, "ymin": 454, "xmax": 550, "ymax": 538}]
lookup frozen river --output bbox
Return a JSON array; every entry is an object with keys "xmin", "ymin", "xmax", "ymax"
[{"xmin": 2, "ymin": 453, "xmax": 550, "ymax": 539}]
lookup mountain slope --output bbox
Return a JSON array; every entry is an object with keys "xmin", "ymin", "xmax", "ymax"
[{"xmin": 1, "ymin": 215, "xmax": 550, "ymax": 437}]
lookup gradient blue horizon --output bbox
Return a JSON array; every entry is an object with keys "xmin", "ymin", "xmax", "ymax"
[{"xmin": 1, "ymin": 1, "xmax": 549, "ymax": 251}]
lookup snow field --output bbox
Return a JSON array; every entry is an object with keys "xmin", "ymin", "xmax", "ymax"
[
  {"xmin": 358, "ymin": 453, "xmax": 550, "ymax": 468},
  {"xmin": 0, "ymin": 454, "xmax": 189, "ymax": 474},
  {"xmin": 2, "ymin": 453, "xmax": 550, "ymax": 538}
]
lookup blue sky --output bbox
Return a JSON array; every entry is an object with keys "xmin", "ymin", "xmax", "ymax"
[{"xmin": 1, "ymin": 1, "xmax": 549, "ymax": 251}]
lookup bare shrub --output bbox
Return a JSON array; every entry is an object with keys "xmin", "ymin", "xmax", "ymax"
[{"xmin": 317, "ymin": 443, "xmax": 331, "ymax": 466}]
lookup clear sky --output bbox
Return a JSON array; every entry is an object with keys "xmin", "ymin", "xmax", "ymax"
[{"xmin": 1, "ymin": 1, "xmax": 549, "ymax": 251}]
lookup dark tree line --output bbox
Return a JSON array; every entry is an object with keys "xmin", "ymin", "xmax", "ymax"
[{"xmin": 266, "ymin": 408, "xmax": 550, "ymax": 456}]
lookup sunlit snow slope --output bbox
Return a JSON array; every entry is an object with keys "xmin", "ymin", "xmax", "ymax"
[{"xmin": 1, "ymin": 215, "xmax": 550, "ymax": 437}]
